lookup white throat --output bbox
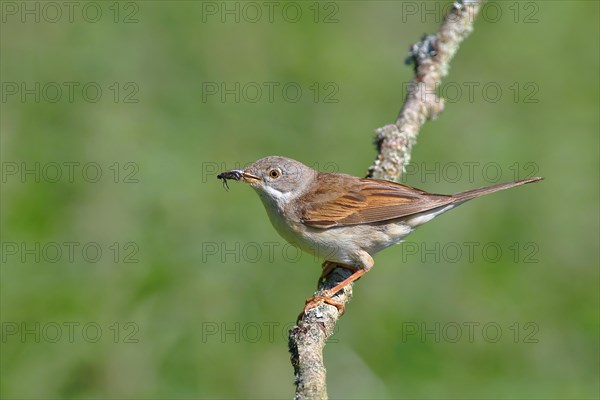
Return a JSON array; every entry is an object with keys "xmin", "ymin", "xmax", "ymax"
[{"xmin": 259, "ymin": 185, "xmax": 295, "ymax": 208}]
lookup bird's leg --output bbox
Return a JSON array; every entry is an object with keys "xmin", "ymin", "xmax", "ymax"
[
  {"xmin": 300, "ymin": 269, "xmax": 368, "ymax": 320},
  {"xmin": 299, "ymin": 253, "xmax": 374, "ymax": 320},
  {"xmin": 319, "ymin": 261, "xmax": 360, "ymax": 281}
]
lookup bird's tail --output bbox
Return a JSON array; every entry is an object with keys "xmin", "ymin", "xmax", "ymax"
[{"xmin": 451, "ymin": 177, "xmax": 544, "ymax": 204}]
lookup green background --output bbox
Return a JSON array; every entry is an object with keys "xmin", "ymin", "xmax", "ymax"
[{"xmin": 1, "ymin": 1, "xmax": 598, "ymax": 398}]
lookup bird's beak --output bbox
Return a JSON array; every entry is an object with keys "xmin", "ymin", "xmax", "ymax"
[{"xmin": 241, "ymin": 171, "xmax": 261, "ymax": 184}]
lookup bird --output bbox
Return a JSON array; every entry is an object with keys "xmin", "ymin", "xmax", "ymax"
[{"xmin": 217, "ymin": 156, "xmax": 543, "ymax": 315}]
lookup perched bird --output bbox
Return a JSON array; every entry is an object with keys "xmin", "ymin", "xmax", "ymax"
[{"xmin": 218, "ymin": 156, "xmax": 542, "ymax": 314}]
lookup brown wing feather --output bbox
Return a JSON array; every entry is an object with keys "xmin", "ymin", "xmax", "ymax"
[{"xmin": 299, "ymin": 173, "xmax": 453, "ymax": 228}]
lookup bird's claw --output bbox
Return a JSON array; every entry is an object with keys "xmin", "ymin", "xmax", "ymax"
[{"xmin": 296, "ymin": 293, "xmax": 345, "ymax": 322}]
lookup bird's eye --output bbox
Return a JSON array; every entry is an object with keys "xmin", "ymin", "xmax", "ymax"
[{"xmin": 269, "ymin": 169, "xmax": 281, "ymax": 179}]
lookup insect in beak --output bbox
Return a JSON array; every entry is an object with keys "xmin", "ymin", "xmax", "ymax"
[{"xmin": 217, "ymin": 170, "xmax": 261, "ymax": 190}]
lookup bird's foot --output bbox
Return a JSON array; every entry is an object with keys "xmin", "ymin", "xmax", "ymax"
[
  {"xmin": 297, "ymin": 292, "xmax": 345, "ymax": 322},
  {"xmin": 298, "ymin": 265, "xmax": 368, "ymax": 322}
]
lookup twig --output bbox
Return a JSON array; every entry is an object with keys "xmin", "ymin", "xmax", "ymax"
[{"xmin": 288, "ymin": 1, "xmax": 483, "ymax": 399}]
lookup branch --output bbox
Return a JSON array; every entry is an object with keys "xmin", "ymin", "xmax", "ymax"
[
  {"xmin": 368, "ymin": 0, "xmax": 483, "ymax": 181},
  {"xmin": 289, "ymin": 1, "xmax": 483, "ymax": 398}
]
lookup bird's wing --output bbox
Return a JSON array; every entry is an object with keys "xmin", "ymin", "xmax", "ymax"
[{"xmin": 299, "ymin": 174, "xmax": 453, "ymax": 228}]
